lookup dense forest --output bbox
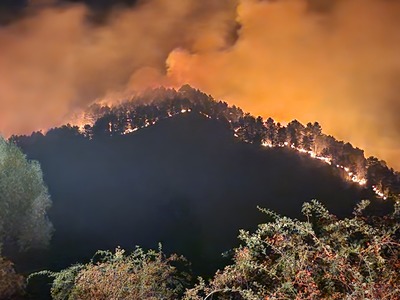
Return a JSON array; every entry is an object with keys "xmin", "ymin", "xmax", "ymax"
[
  {"xmin": 1, "ymin": 85, "xmax": 399, "ymax": 299},
  {"xmin": 14, "ymin": 85, "xmax": 400, "ymax": 202}
]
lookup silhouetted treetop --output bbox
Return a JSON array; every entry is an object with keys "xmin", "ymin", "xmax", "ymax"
[{"xmin": 13, "ymin": 85, "xmax": 400, "ymax": 202}]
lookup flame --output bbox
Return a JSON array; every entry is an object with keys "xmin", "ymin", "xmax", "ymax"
[
  {"xmin": 164, "ymin": 0, "xmax": 400, "ymax": 172},
  {"xmin": 261, "ymin": 141, "xmax": 369, "ymax": 186},
  {"xmin": 70, "ymin": 95, "xmax": 390, "ymax": 200},
  {"xmin": 372, "ymin": 186, "xmax": 387, "ymax": 200},
  {"xmin": 1, "ymin": 0, "xmax": 400, "ymax": 172}
]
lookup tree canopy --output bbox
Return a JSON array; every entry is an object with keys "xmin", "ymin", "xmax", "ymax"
[
  {"xmin": 15, "ymin": 85, "xmax": 399, "ymax": 202},
  {"xmin": 0, "ymin": 137, "xmax": 53, "ymax": 251}
]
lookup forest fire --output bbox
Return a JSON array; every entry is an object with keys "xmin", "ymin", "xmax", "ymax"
[
  {"xmin": 1, "ymin": 2, "xmax": 400, "ymax": 299},
  {"xmin": 68, "ymin": 86, "xmax": 396, "ymax": 202},
  {"xmin": 262, "ymin": 142, "xmax": 370, "ymax": 187},
  {"xmin": 0, "ymin": 0, "xmax": 399, "ymax": 171},
  {"xmin": 373, "ymin": 186, "xmax": 388, "ymax": 200}
]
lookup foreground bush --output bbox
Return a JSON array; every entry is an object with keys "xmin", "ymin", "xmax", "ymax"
[
  {"xmin": 0, "ymin": 138, "xmax": 53, "ymax": 299},
  {"xmin": 185, "ymin": 200, "xmax": 400, "ymax": 300},
  {"xmin": 0, "ymin": 256, "xmax": 25, "ymax": 299},
  {"xmin": 33, "ymin": 200, "xmax": 399, "ymax": 299},
  {"xmin": 36, "ymin": 246, "xmax": 190, "ymax": 300},
  {"xmin": 0, "ymin": 137, "xmax": 53, "ymax": 250}
]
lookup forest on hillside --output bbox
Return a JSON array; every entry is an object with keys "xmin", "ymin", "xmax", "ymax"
[
  {"xmin": 14, "ymin": 85, "xmax": 400, "ymax": 202},
  {"xmin": 1, "ymin": 86, "xmax": 399, "ymax": 299}
]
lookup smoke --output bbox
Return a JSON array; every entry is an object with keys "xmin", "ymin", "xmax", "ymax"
[
  {"xmin": 166, "ymin": 0, "xmax": 400, "ymax": 169},
  {"xmin": 0, "ymin": 0, "xmax": 237, "ymax": 134},
  {"xmin": 1, "ymin": 0, "xmax": 400, "ymax": 169}
]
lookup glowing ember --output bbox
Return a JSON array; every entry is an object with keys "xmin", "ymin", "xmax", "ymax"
[
  {"xmin": 200, "ymin": 112, "xmax": 211, "ymax": 119},
  {"xmin": 372, "ymin": 186, "xmax": 387, "ymax": 200},
  {"xmin": 123, "ymin": 127, "xmax": 138, "ymax": 134},
  {"xmin": 261, "ymin": 142, "xmax": 273, "ymax": 148}
]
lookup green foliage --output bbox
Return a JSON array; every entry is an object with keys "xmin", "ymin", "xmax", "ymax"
[
  {"xmin": 27, "ymin": 200, "xmax": 400, "ymax": 299},
  {"xmin": 33, "ymin": 246, "xmax": 190, "ymax": 300},
  {"xmin": 185, "ymin": 200, "xmax": 400, "ymax": 300},
  {"xmin": 0, "ymin": 137, "xmax": 53, "ymax": 250}
]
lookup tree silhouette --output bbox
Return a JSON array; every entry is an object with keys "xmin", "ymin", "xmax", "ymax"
[
  {"xmin": 287, "ymin": 119, "xmax": 305, "ymax": 148},
  {"xmin": 13, "ymin": 85, "xmax": 400, "ymax": 201}
]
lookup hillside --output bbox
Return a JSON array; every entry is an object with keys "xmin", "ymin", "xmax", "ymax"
[
  {"xmin": 15, "ymin": 112, "xmax": 365, "ymax": 272},
  {"xmin": 15, "ymin": 85, "xmax": 400, "ymax": 201},
  {"xmin": 10, "ymin": 86, "xmax": 396, "ymax": 281}
]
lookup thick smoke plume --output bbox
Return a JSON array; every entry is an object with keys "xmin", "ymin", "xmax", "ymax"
[
  {"xmin": 166, "ymin": 0, "xmax": 400, "ymax": 169},
  {"xmin": 1, "ymin": 0, "xmax": 400, "ymax": 169},
  {"xmin": 0, "ymin": 0, "xmax": 237, "ymax": 133}
]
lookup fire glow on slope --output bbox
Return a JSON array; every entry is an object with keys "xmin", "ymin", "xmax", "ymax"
[
  {"xmin": 77, "ymin": 105, "xmax": 388, "ymax": 200},
  {"xmin": 163, "ymin": 0, "xmax": 400, "ymax": 172},
  {"xmin": 1, "ymin": 0, "xmax": 400, "ymax": 173},
  {"xmin": 120, "ymin": 108, "xmax": 192, "ymax": 134},
  {"xmin": 261, "ymin": 142, "xmax": 368, "ymax": 187}
]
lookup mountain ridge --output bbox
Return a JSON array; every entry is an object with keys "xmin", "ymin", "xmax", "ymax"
[
  {"xmin": 12, "ymin": 110, "xmax": 375, "ymax": 276},
  {"xmin": 13, "ymin": 84, "xmax": 400, "ymax": 203}
]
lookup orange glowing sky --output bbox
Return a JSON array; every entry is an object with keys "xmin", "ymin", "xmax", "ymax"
[{"xmin": 0, "ymin": 0, "xmax": 399, "ymax": 169}]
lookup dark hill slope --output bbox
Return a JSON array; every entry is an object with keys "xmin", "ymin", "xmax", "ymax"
[{"xmin": 15, "ymin": 112, "xmax": 371, "ymax": 276}]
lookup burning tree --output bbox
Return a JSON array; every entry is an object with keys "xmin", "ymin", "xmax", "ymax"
[{"xmin": 14, "ymin": 85, "xmax": 400, "ymax": 199}]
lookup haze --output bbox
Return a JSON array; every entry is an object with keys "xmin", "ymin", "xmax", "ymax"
[{"xmin": 0, "ymin": 0, "xmax": 399, "ymax": 169}]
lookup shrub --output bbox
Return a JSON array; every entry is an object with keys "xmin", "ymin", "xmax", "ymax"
[
  {"xmin": 0, "ymin": 256, "xmax": 25, "ymax": 299},
  {"xmin": 35, "ymin": 246, "xmax": 190, "ymax": 300},
  {"xmin": 185, "ymin": 200, "xmax": 400, "ymax": 300}
]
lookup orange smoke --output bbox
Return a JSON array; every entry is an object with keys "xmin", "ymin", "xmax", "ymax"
[
  {"xmin": 1, "ymin": 0, "xmax": 400, "ymax": 170},
  {"xmin": 0, "ymin": 0, "xmax": 237, "ymax": 134},
  {"xmin": 165, "ymin": 0, "xmax": 400, "ymax": 170}
]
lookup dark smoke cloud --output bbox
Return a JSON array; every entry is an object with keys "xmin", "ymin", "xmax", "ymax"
[
  {"xmin": 0, "ymin": 0, "xmax": 238, "ymax": 134},
  {"xmin": 1, "ymin": 0, "xmax": 400, "ymax": 170},
  {"xmin": 165, "ymin": 0, "xmax": 400, "ymax": 170}
]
